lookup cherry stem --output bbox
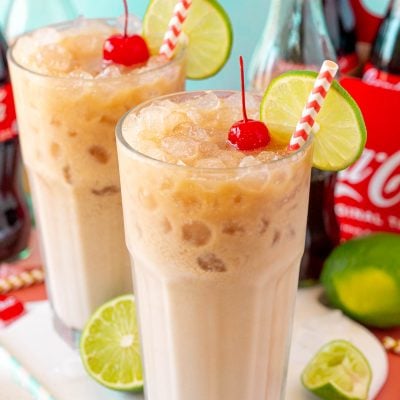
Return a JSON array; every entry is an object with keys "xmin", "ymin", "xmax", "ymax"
[
  {"xmin": 123, "ymin": 0, "xmax": 129, "ymax": 37},
  {"xmin": 239, "ymin": 56, "xmax": 248, "ymax": 123}
]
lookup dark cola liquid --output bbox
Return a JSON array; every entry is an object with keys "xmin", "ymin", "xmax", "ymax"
[
  {"xmin": 0, "ymin": 30, "xmax": 30, "ymax": 261},
  {"xmin": 299, "ymin": 169, "xmax": 340, "ymax": 285},
  {"xmin": 323, "ymin": 0, "xmax": 360, "ymax": 75},
  {"xmin": 370, "ymin": 0, "xmax": 400, "ymax": 75},
  {"xmin": 0, "ymin": 137, "xmax": 30, "ymax": 261}
]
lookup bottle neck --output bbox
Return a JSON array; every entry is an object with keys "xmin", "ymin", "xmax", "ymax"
[
  {"xmin": 306, "ymin": 0, "xmax": 332, "ymax": 38},
  {"xmin": 369, "ymin": 0, "xmax": 400, "ymax": 75},
  {"xmin": 392, "ymin": 0, "xmax": 400, "ymax": 17},
  {"xmin": 248, "ymin": 0, "xmax": 336, "ymax": 90},
  {"xmin": 324, "ymin": 0, "xmax": 357, "ymax": 54},
  {"xmin": 288, "ymin": 0, "xmax": 336, "ymax": 62},
  {"xmin": 0, "ymin": 31, "xmax": 8, "ymax": 85},
  {"xmin": 272, "ymin": 0, "xmax": 333, "ymax": 61}
]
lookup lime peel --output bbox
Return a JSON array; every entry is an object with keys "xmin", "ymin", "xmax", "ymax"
[
  {"xmin": 260, "ymin": 70, "xmax": 367, "ymax": 171},
  {"xmin": 321, "ymin": 233, "xmax": 400, "ymax": 328},
  {"xmin": 302, "ymin": 340, "xmax": 372, "ymax": 400}
]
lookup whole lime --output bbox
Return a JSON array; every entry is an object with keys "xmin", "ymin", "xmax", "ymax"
[{"xmin": 321, "ymin": 232, "xmax": 400, "ymax": 328}]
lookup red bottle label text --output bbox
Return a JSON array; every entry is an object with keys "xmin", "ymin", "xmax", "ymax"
[
  {"xmin": 362, "ymin": 63, "xmax": 400, "ymax": 90},
  {"xmin": 335, "ymin": 78, "xmax": 400, "ymax": 241},
  {"xmin": 336, "ymin": 148, "xmax": 400, "ymax": 239}
]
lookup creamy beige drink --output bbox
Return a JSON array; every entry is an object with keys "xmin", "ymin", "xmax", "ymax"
[
  {"xmin": 117, "ymin": 91, "xmax": 313, "ymax": 400},
  {"xmin": 8, "ymin": 18, "xmax": 186, "ymax": 336}
]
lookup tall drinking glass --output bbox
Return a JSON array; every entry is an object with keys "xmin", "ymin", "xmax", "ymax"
[
  {"xmin": 117, "ymin": 91, "xmax": 313, "ymax": 400},
  {"xmin": 8, "ymin": 18, "xmax": 186, "ymax": 344}
]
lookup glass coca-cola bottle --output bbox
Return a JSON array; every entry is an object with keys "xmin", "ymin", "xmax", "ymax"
[
  {"xmin": 300, "ymin": 170, "xmax": 340, "ymax": 284},
  {"xmin": 249, "ymin": 0, "xmax": 341, "ymax": 286},
  {"xmin": 0, "ymin": 29, "xmax": 30, "ymax": 261},
  {"xmin": 362, "ymin": 0, "xmax": 400, "ymax": 89},
  {"xmin": 249, "ymin": 0, "xmax": 337, "ymax": 90},
  {"xmin": 324, "ymin": 0, "xmax": 360, "ymax": 76}
]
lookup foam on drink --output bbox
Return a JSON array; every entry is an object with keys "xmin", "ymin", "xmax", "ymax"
[
  {"xmin": 123, "ymin": 91, "xmax": 289, "ymax": 168},
  {"xmin": 12, "ymin": 18, "xmax": 172, "ymax": 78}
]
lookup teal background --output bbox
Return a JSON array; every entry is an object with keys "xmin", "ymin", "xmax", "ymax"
[
  {"xmin": 0, "ymin": 0, "xmax": 392, "ymax": 89},
  {"xmin": 0, "ymin": 1, "xmax": 10, "ymax": 27},
  {"xmin": 0, "ymin": 0, "xmax": 269, "ymax": 89}
]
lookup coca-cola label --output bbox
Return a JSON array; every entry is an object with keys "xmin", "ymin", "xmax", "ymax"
[
  {"xmin": 335, "ymin": 78, "xmax": 400, "ymax": 240},
  {"xmin": 362, "ymin": 62, "xmax": 400, "ymax": 90},
  {"xmin": 0, "ymin": 83, "xmax": 17, "ymax": 142}
]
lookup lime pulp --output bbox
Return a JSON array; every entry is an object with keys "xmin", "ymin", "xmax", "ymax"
[
  {"xmin": 260, "ymin": 70, "xmax": 367, "ymax": 171},
  {"xmin": 142, "ymin": 0, "xmax": 233, "ymax": 79},
  {"xmin": 302, "ymin": 340, "xmax": 372, "ymax": 400},
  {"xmin": 80, "ymin": 294, "xmax": 144, "ymax": 392}
]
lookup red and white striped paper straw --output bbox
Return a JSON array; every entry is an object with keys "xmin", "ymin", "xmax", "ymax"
[
  {"xmin": 159, "ymin": 0, "xmax": 192, "ymax": 59},
  {"xmin": 288, "ymin": 60, "xmax": 339, "ymax": 151}
]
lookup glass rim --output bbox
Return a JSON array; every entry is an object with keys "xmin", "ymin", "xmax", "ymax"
[
  {"xmin": 7, "ymin": 17, "xmax": 187, "ymax": 82},
  {"xmin": 116, "ymin": 90, "xmax": 314, "ymax": 173}
]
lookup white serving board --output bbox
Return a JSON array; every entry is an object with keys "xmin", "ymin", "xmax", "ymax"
[
  {"xmin": 286, "ymin": 287, "xmax": 388, "ymax": 399},
  {"xmin": 0, "ymin": 287, "xmax": 388, "ymax": 400}
]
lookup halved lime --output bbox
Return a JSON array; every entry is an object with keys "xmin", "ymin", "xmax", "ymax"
[
  {"xmin": 321, "ymin": 233, "xmax": 400, "ymax": 328},
  {"xmin": 142, "ymin": 0, "xmax": 233, "ymax": 79},
  {"xmin": 302, "ymin": 340, "xmax": 372, "ymax": 400},
  {"xmin": 80, "ymin": 295, "xmax": 143, "ymax": 392},
  {"xmin": 260, "ymin": 71, "xmax": 367, "ymax": 171}
]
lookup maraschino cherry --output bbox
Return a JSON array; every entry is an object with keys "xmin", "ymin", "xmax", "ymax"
[
  {"xmin": 103, "ymin": 0, "xmax": 150, "ymax": 67},
  {"xmin": 228, "ymin": 56, "xmax": 270, "ymax": 151}
]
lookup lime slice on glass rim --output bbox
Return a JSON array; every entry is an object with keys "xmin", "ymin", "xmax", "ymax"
[
  {"xmin": 302, "ymin": 340, "xmax": 372, "ymax": 400},
  {"xmin": 260, "ymin": 71, "xmax": 367, "ymax": 171},
  {"xmin": 80, "ymin": 295, "xmax": 143, "ymax": 392},
  {"xmin": 142, "ymin": 0, "xmax": 233, "ymax": 79}
]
